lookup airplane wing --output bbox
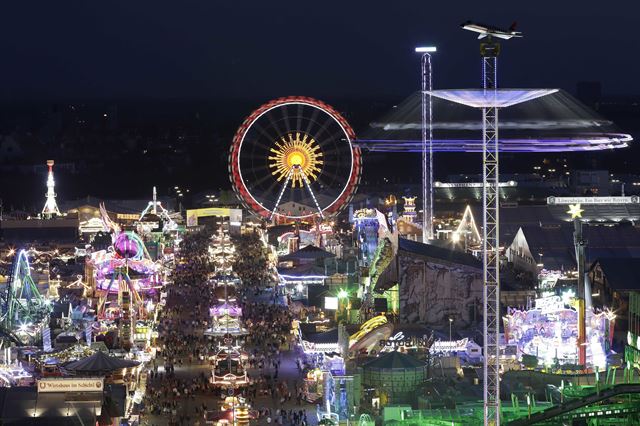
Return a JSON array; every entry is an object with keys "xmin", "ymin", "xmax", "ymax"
[{"xmin": 493, "ymin": 33, "xmax": 514, "ymax": 40}]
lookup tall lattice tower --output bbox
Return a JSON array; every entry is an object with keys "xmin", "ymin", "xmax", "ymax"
[{"xmin": 42, "ymin": 160, "xmax": 61, "ymax": 218}]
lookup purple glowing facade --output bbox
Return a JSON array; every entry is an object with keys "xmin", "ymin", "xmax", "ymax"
[
  {"xmin": 209, "ymin": 302, "xmax": 242, "ymax": 318},
  {"xmin": 355, "ymin": 135, "xmax": 631, "ymax": 152}
]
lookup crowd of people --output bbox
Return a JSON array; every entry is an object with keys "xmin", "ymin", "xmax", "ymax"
[
  {"xmin": 142, "ymin": 231, "xmax": 217, "ymax": 425},
  {"xmin": 141, "ymin": 229, "xmax": 316, "ymax": 426}
]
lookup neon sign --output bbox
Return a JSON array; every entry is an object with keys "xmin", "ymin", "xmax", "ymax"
[{"xmin": 378, "ymin": 331, "xmax": 430, "ymax": 348}]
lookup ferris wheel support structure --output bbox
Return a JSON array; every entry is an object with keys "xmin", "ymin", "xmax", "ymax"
[
  {"xmin": 300, "ymin": 167, "xmax": 325, "ymax": 219},
  {"xmin": 269, "ymin": 167, "xmax": 294, "ymax": 221}
]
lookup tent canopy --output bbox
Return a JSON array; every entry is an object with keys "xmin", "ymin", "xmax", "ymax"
[{"xmin": 64, "ymin": 351, "xmax": 139, "ymax": 373}]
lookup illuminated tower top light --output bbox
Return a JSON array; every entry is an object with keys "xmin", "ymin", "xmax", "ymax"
[{"xmin": 42, "ymin": 160, "xmax": 61, "ymax": 218}]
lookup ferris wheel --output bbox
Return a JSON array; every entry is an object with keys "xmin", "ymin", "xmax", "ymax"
[{"xmin": 229, "ymin": 97, "xmax": 361, "ymax": 220}]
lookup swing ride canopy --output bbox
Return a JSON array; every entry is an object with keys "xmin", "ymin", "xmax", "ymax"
[{"xmin": 357, "ymin": 89, "xmax": 632, "ymax": 152}]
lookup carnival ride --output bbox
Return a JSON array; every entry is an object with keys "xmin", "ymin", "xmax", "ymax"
[
  {"xmin": 41, "ymin": 159, "xmax": 61, "ymax": 218},
  {"xmin": 90, "ymin": 231, "xmax": 159, "ymax": 318},
  {"xmin": 506, "ymin": 383, "xmax": 640, "ymax": 426},
  {"xmin": 1, "ymin": 249, "xmax": 50, "ymax": 331},
  {"xmin": 83, "ymin": 205, "xmax": 163, "ymax": 350},
  {"xmin": 210, "ymin": 302, "xmax": 242, "ymax": 318},
  {"xmin": 348, "ymin": 315, "xmax": 394, "ymax": 357},
  {"xmin": 353, "ymin": 209, "xmax": 381, "ymax": 267},
  {"xmin": 276, "ymin": 223, "xmax": 335, "ymax": 255},
  {"xmin": 503, "ymin": 301, "xmax": 615, "ymax": 370},
  {"xmin": 137, "ymin": 186, "xmax": 178, "ymax": 233},
  {"xmin": 229, "ymin": 96, "xmax": 361, "ymax": 221}
]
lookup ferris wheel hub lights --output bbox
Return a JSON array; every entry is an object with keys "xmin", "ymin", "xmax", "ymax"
[
  {"xmin": 287, "ymin": 151, "xmax": 305, "ymax": 167},
  {"xmin": 270, "ymin": 132, "xmax": 323, "ymax": 188}
]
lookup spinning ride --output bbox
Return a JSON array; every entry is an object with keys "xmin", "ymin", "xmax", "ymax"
[
  {"xmin": 229, "ymin": 97, "xmax": 361, "ymax": 220},
  {"xmin": 90, "ymin": 227, "xmax": 160, "ymax": 320}
]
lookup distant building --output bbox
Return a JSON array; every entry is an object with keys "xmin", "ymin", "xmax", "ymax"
[
  {"xmin": 0, "ymin": 383, "xmax": 126, "ymax": 423},
  {"xmin": 569, "ymin": 170, "xmax": 611, "ymax": 196},
  {"xmin": 0, "ymin": 215, "xmax": 80, "ymax": 243},
  {"xmin": 589, "ymin": 257, "xmax": 640, "ymax": 338}
]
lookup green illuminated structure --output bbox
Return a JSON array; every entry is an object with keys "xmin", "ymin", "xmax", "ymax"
[
  {"xmin": 626, "ymin": 292, "xmax": 640, "ymax": 371},
  {"xmin": 359, "ymin": 352, "xmax": 427, "ymax": 406},
  {"xmin": 2, "ymin": 250, "xmax": 50, "ymax": 330}
]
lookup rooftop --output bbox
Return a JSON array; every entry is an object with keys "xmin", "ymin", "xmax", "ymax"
[
  {"xmin": 399, "ymin": 238, "xmax": 481, "ymax": 269},
  {"xmin": 279, "ymin": 244, "xmax": 336, "ymax": 262},
  {"xmin": 362, "ymin": 351, "xmax": 426, "ymax": 370}
]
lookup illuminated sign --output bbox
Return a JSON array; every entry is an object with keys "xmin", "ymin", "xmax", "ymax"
[
  {"xmin": 431, "ymin": 338, "xmax": 474, "ymax": 353},
  {"xmin": 547, "ymin": 196, "xmax": 639, "ymax": 205},
  {"xmin": 186, "ymin": 208, "xmax": 242, "ymax": 227},
  {"xmin": 116, "ymin": 213, "xmax": 139, "ymax": 220},
  {"xmin": 379, "ymin": 331, "xmax": 430, "ymax": 348},
  {"xmin": 37, "ymin": 378, "xmax": 104, "ymax": 393},
  {"xmin": 535, "ymin": 295, "xmax": 564, "ymax": 314},
  {"xmin": 324, "ymin": 297, "xmax": 338, "ymax": 310},
  {"xmin": 354, "ymin": 208, "xmax": 377, "ymax": 219}
]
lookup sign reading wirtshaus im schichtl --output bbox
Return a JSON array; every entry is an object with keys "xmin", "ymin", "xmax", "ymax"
[{"xmin": 37, "ymin": 378, "xmax": 104, "ymax": 393}]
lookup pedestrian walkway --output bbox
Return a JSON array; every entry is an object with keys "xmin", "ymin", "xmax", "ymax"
[{"xmin": 140, "ymin": 230, "xmax": 318, "ymax": 426}]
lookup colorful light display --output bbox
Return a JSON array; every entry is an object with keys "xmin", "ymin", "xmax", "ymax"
[
  {"xmin": 209, "ymin": 302, "xmax": 242, "ymax": 318},
  {"xmin": 503, "ymin": 300, "xmax": 615, "ymax": 370},
  {"xmin": 353, "ymin": 209, "xmax": 380, "ymax": 266}
]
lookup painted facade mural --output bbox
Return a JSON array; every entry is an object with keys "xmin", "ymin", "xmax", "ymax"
[{"xmin": 398, "ymin": 255, "xmax": 482, "ymax": 326}]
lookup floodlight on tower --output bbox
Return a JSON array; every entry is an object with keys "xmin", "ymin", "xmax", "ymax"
[{"xmin": 42, "ymin": 160, "xmax": 61, "ymax": 218}]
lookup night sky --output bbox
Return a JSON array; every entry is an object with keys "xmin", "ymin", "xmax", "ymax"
[
  {"xmin": 1, "ymin": 1, "xmax": 639, "ymax": 207},
  {"xmin": 2, "ymin": 1, "xmax": 640, "ymax": 101}
]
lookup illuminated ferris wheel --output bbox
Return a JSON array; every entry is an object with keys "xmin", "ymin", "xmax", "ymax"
[{"xmin": 229, "ymin": 97, "xmax": 361, "ymax": 220}]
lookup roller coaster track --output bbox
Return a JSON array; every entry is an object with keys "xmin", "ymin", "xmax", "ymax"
[{"xmin": 506, "ymin": 384, "xmax": 640, "ymax": 426}]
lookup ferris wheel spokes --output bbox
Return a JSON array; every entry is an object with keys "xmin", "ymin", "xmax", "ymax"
[
  {"xmin": 230, "ymin": 97, "xmax": 361, "ymax": 220},
  {"xmin": 300, "ymin": 168, "xmax": 325, "ymax": 219},
  {"xmin": 269, "ymin": 167, "xmax": 295, "ymax": 221}
]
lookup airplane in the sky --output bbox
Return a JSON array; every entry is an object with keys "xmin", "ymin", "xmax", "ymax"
[{"xmin": 461, "ymin": 21, "xmax": 523, "ymax": 40}]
